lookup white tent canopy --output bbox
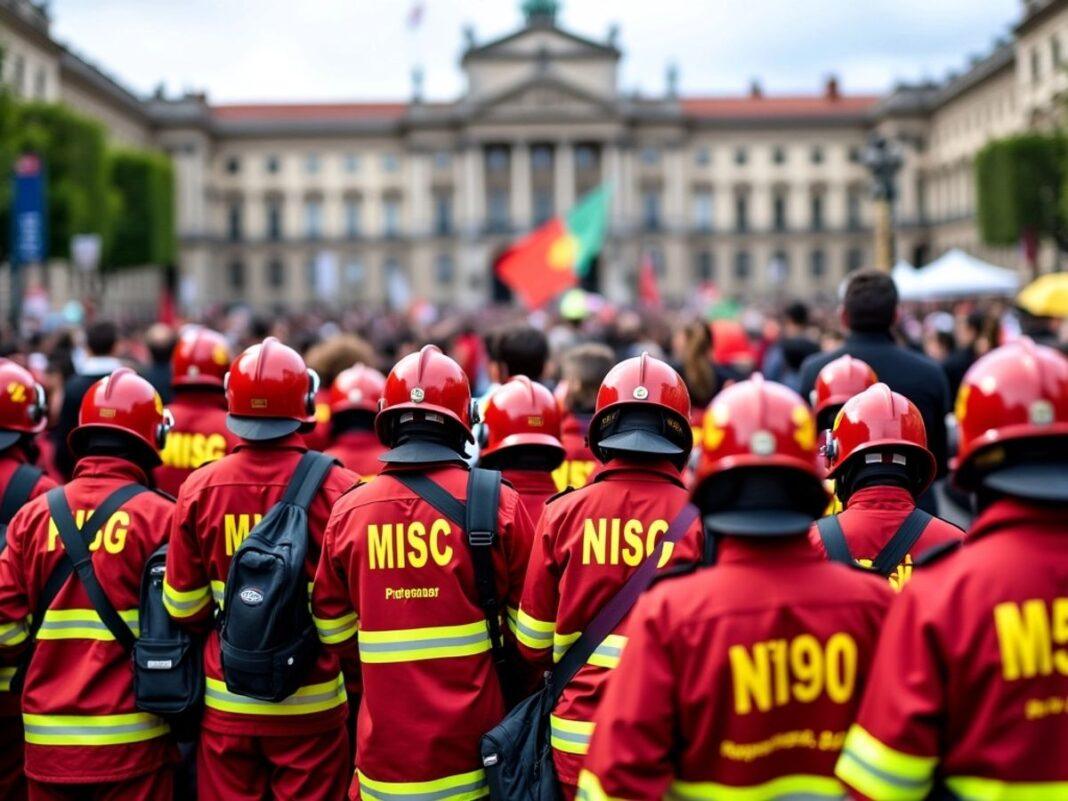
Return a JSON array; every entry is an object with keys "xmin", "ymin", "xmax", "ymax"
[
  {"xmin": 896, "ymin": 249, "xmax": 1020, "ymax": 301},
  {"xmin": 891, "ymin": 259, "xmax": 919, "ymax": 297}
]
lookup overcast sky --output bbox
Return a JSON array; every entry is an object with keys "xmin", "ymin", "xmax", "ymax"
[{"xmin": 49, "ymin": 0, "xmax": 1021, "ymax": 104}]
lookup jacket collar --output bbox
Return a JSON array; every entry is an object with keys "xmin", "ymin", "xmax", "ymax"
[
  {"xmin": 72, "ymin": 455, "xmax": 148, "ymax": 484},
  {"xmin": 968, "ymin": 498, "xmax": 1068, "ymax": 543},
  {"xmin": 593, "ymin": 458, "xmax": 684, "ymax": 488},
  {"xmin": 715, "ymin": 535, "xmax": 823, "ymax": 566},
  {"xmin": 0, "ymin": 446, "xmax": 29, "ymax": 465},
  {"xmin": 845, "ymin": 330, "xmax": 894, "ymax": 346},
  {"xmin": 501, "ymin": 469, "xmax": 558, "ymax": 495},
  {"xmin": 845, "ymin": 485, "xmax": 914, "ymax": 512},
  {"xmin": 233, "ymin": 433, "xmax": 308, "ymax": 453},
  {"xmin": 172, "ymin": 388, "xmax": 227, "ymax": 409}
]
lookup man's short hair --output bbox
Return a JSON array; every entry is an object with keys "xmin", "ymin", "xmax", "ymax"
[
  {"xmin": 843, "ymin": 270, "xmax": 898, "ymax": 333},
  {"xmin": 784, "ymin": 301, "xmax": 809, "ymax": 328},
  {"xmin": 562, "ymin": 343, "xmax": 615, "ymax": 414},
  {"xmin": 86, "ymin": 320, "xmax": 118, "ymax": 357},
  {"xmin": 493, "ymin": 325, "xmax": 549, "ymax": 380}
]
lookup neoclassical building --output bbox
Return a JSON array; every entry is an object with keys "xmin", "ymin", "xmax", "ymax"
[{"xmin": 1, "ymin": 0, "xmax": 1066, "ymax": 313}]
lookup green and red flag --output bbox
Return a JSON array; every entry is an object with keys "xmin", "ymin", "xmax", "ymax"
[{"xmin": 495, "ymin": 185, "xmax": 610, "ymax": 309}]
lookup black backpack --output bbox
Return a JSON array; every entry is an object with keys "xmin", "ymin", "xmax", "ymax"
[
  {"xmin": 36, "ymin": 485, "xmax": 201, "ymax": 724},
  {"xmin": 0, "ymin": 464, "xmax": 43, "ymax": 551},
  {"xmin": 816, "ymin": 508, "xmax": 932, "ymax": 577},
  {"xmin": 219, "ymin": 451, "xmax": 338, "ymax": 702}
]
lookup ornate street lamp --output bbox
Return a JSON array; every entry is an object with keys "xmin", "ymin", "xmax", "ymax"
[{"xmin": 862, "ymin": 135, "xmax": 903, "ymax": 273}]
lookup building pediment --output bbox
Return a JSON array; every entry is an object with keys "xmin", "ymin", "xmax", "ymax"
[
  {"xmin": 468, "ymin": 74, "xmax": 618, "ymax": 121},
  {"xmin": 462, "ymin": 23, "xmax": 620, "ymax": 64}
]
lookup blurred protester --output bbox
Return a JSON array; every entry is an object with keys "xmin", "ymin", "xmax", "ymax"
[
  {"xmin": 143, "ymin": 323, "xmax": 177, "ymax": 404},
  {"xmin": 302, "ymin": 334, "xmax": 376, "ymax": 451},
  {"xmin": 763, "ymin": 301, "xmax": 820, "ymax": 391},
  {"xmin": 52, "ymin": 320, "xmax": 123, "ymax": 480},
  {"xmin": 710, "ymin": 319, "xmax": 756, "ymax": 376},
  {"xmin": 800, "ymin": 270, "xmax": 951, "ymax": 510},
  {"xmin": 943, "ymin": 310, "xmax": 991, "ymax": 399},
  {"xmin": 485, "ymin": 324, "xmax": 549, "ymax": 389},
  {"xmin": 553, "ymin": 343, "xmax": 614, "ymax": 491},
  {"xmin": 154, "ymin": 327, "xmax": 238, "ymax": 497},
  {"xmin": 325, "ymin": 364, "xmax": 387, "ymax": 481}
]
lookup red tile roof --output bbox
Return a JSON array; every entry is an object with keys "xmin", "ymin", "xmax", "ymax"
[
  {"xmin": 211, "ymin": 102, "xmax": 409, "ymax": 121},
  {"xmin": 682, "ymin": 94, "xmax": 880, "ymax": 118}
]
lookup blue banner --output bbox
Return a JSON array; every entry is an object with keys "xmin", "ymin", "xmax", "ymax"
[{"xmin": 11, "ymin": 153, "xmax": 47, "ymax": 266}]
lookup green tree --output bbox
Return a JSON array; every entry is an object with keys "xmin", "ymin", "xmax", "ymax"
[{"xmin": 109, "ymin": 148, "xmax": 175, "ymax": 268}]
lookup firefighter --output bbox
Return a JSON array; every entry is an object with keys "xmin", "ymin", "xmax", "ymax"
[
  {"xmin": 577, "ymin": 375, "xmax": 894, "ymax": 801},
  {"xmin": 812, "ymin": 383, "xmax": 963, "ymax": 589},
  {"xmin": 312, "ymin": 345, "xmax": 536, "ymax": 801},
  {"xmin": 154, "ymin": 326, "xmax": 239, "ymax": 496},
  {"xmin": 811, "ymin": 354, "xmax": 878, "ymax": 435},
  {"xmin": 162, "ymin": 337, "xmax": 357, "ymax": 801},
  {"xmin": 552, "ymin": 343, "xmax": 614, "ymax": 491},
  {"xmin": 0, "ymin": 368, "xmax": 178, "ymax": 801},
  {"xmin": 478, "ymin": 376, "xmax": 564, "ymax": 525},
  {"xmin": 513, "ymin": 353, "xmax": 704, "ymax": 800},
  {"xmin": 836, "ymin": 339, "xmax": 1068, "ymax": 801},
  {"xmin": 0, "ymin": 359, "xmax": 56, "ymax": 801},
  {"xmin": 325, "ymin": 363, "xmax": 386, "ymax": 481}
]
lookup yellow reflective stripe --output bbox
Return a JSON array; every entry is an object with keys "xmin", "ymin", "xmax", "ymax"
[
  {"xmin": 507, "ymin": 606, "xmax": 554, "ymax": 651},
  {"xmin": 211, "ymin": 580, "xmax": 226, "ymax": 609},
  {"xmin": 36, "ymin": 608, "xmax": 140, "ymax": 641},
  {"xmin": 162, "ymin": 578, "xmax": 210, "ymax": 618},
  {"xmin": 0, "ymin": 666, "xmax": 15, "ymax": 692},
  {"xmin": 357, "ymin": 767, "xmax": 488, "ymax": 801},
  {"xmin": 946, "ymin": 777, "xmax": 1068, "ymax": 801},
  {"xmin": 835, "ymin": 725, "xmax": 936, "ymax": 801},
  {"xmin": 204, "ymin": 673, "xmax": 346, "ymax": 716},
  {"xmin": 358, "ymin": 620, "xmax": 490, "ymax": 664},
  {"xmin": 314, "ymin": 611, "xmax": 358, "ymax": 645},
  {"xmin": 550, "ymin": 714, "xmax": 594, "ymax": 755},
  {"xmin": 553, "ymin": 630, "xmax": 581, "ymax": 662},
  {"xmin": 23, "ymin": 711, "xmax": 169, "ymax": 746},
  {"xmin": 552, "ymin": 631, "xmax": 627, "ymax": 668},
  {"xmin": 0, "ymin": 619, "xmax": 29, "ymax": 646},
  {"xmin": 577, "ymin": 770, "xmax": 625, "ymax": 801},
  {"xmin": 667, "ymin": 774, "xmax": 847, "ymax": 800}
]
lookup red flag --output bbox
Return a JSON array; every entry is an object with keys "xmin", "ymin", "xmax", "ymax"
[
  {"xmin": 495, "ymin": 218, "xmax": 580, "ymax": 309},
  {"xmin": 638, "ymin": 251, "xmax": 661, "ymax": 308}
]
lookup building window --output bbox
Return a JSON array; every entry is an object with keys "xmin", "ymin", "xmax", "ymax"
[
  {"xmin": 1032, "ymin": 47, "xmax": 1042, "ymax": 84},
  {"xmin": 810, "ymin": 193, "xmax": 825, "ymax": 231},
  {"xmin": 773, "ymin": 191, "xmax": 788, "ymax": 232},
  {"xmin": 847, "ymin": 187, "xmax": 863, "ymax": 230},
  {"xmin": 734, "ymin": 147, "xmax": 748, "ymax": 166},
  {"xmin": 434, "ymin": 150, "xmax": 452, "ymax": 169},
  {"xmin": 695, "ymin": 250, "xmax": 715, "ymax": 282},
  {"xmin": 227, "ymin": 201, "xmax": 243, "ymax": 242},
  {"xmin": 265, "ymin": 155, "xmax": 280, "ymax": 174},
  {"xmin": 772, "ymin": 146, "xmax": 786, "ymax": 165},
  {"xmin": 848, "ymin": 146, "xmax": 862, "ymax": 163},
  {"xmin": 533, "ymin": 189, "xmax": 553, "ymax": 226},
  {"xmin": 771, "ymin": 249, "xmax": 790, "ymax": 282},
  {"xmin": 811, "ymin": 146, "xmax": 824, "ymax": 165},
  {"xmin": 228, "ymin": 260, "xmax": 245, "ymax": 290},
  {"xmin": 693, "ymin": 189, "xmax": 713, "ymax": 231},
  {"xmin": 694, "ymin": 147, "xmax": 711, "ymax": 167},
  {"xmin": 847, "ymin": 248, "xmax": 865, "ymax": 273},
  {"xmin": 345, "ymin": 197, "xmax": 361, "ymax": 238},
  {"xmin": 487, "ymin": 189, "xmax": 510, "ymax": 232},
  {"xmin": 734, "ymin": 193, "xmax": 749, "ymax": 233},
  {"xmin": 267, "ymin": 257, "xmax": 285, "ymax": 289},
  {"xmin": 383, "ymin": 196, "xmax": 401, "ymax": 237},
  {"xmin": 266, "ymin": 198, "xmax": 282, "ymax": 241},
  {"xmin": 433, "ymin": 191, "xmax": 453, "ymax": 236},
  {"xmin": 734, "ymin": 250, "xmax": 751, "ymax": 281},
  {"xmin": 1053, "ymin": 35, "xmax": 1063, "ymax": 67},
  {"xmin": 305, "ymin": 153, "xmax": 320, "ymax": 175},
  {"xmin": 646, "ymin": 247, "xmax": 666, "ymax": 277},
  {"xmin": 12, "ymin": 55, "xmax": 25, "ymax": 95},
  {"xmin": 344, "ymin": 153, "xmax": 360, "ymax": 173},
  {"xmin": 640, "ymin": 147, "xmax": 660, "ymax": 166},
  {"xmin": 33, "ymin": 67, "xmax": 46, "ymax": 99},
  {"xmin": 531, "ymin": 145, "xmax": 553, "ymax": 172},
  {"xmin": 225, "ymin": 157, "xmax": 240, "ymax": 175},
  {"xmin": 382, "ymin": 153, "xmax": 400, "ymax": 173},
  {"xmin": 575, "ymin": 144, "xmax": 599, "ymax": 171},
  {"xmin": 344, "ymin": 258, "xmax": 365, "ymax": 289},
  {"xmin": 435, "ymin": 252, "xmax": 455, "ymax": 285},
  {"xmin": 304, "ymin": 198, "xmax": 323, "ymax": 239},
  {"xmin": 810, "ymin": 248, "xmax": 827, "ymax": 279},
  {"xmin": 486, "ymin": 146, "xmax": 509, "ymax": 174},
  {"xmin": 641, "ymin": 189, "xmax": 662, "ymax": 231}
]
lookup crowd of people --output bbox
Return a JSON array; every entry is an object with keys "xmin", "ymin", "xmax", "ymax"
[{"xmin": 0, "ymin": 267, "xmax": 1062, "ymax": 801}]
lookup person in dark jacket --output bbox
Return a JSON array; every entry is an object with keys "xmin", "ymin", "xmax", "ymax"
[{"xmin": 799, "ymin": 270, "xmax": 951, "ymax": 512}]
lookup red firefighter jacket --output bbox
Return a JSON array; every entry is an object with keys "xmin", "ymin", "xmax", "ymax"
[
  {"xmin": 0, "ymin": 456, "xmax": 178, "ymax": 784},
  {"xmin": 326, "ymin": 429, "xmax": 386, "ymax": 483},
  {"xmin": 836, "ymin": 498, "xmax": 1068, "ymax": 801},
  {"xmin": 312, "ymin": 462, "xmax": 536, "ymax": 801},
  {"xmin": 808, "ymin": 486, "xmax": 964, "ymax": 590},
  {"xmin": 579, "ymin": 536, "xmax": 893, "ymax": 801},
  {"xmin": 163, "ymin": 435, "xmax": 358, "ymax": 736},
  {"xmin": 303, "ymin": 389, "xmax": 333, "ymax": 452},
  {"xmin": 552, "ymin": 413, "xmax": 598, "ymax": 492},
  {"xmin": 153, "ymin": 390, "xmax": 239, "ymax": 497},
  {"xmin": 0, "ymin": 450, "xmax": 56, "ymax": 718},
  {"xmin": 514, "ymin": 459, "xmax": 704, "ymax": 786},
  {"xmin": 501, "ymin": 469, "xmax": 557, "ymax": 528}
]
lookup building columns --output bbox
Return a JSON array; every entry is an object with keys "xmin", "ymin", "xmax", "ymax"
[
  {"xmin": 511, "ymin": 142, "xmax": 532, "ymax": 231},
  {"xmin": 554, "ymin": 142, "xmax": 574, "ymax": 214}
]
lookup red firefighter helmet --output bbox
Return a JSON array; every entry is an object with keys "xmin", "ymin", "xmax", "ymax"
[
  {"xmin": 693, "ymin": 374, "xmax": 827, "ymax": 535},
  {"xmin": 954, "ymin": 338, "xmax": 1068, "ymax": 498},
  {"xmin": 225, "ymin": 337, "xmax": 318, "ymax": 441},
  {"xmin": 588, "ymin": 352, "xmax": 692, "ymax": 467},
  {"xmin": 481, "ymin": 376, "xmax": 564, "ymax": 461},
  {"xmin": 812, "ymin": 354, "xmax": 877, "ymax": 427},
  {"xmin": 825, "ymin": 383, "xmax": 937, "ymax": 496},
  {"xmin": 330, "ymin": 364, "xmax": 386, "ymax": 415},
  {"xmin": 69, "ymin": 368, "xmax": 172, "ymax": 464},
  {"xmin": 375, "ymin": 345, "xmax": 474, "ymax": 463},
  {"xmin": 0, "ymin": 358, "xmax": 47, "ymax": 450},
  {"xmin": 172, "ymin": 326, "xmax": 232, "ymax": 390}
]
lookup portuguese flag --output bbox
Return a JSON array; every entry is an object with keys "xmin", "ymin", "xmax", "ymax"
[{"xmin": 495, "ymin": 185, "xmax": 610, "ymax": 309}]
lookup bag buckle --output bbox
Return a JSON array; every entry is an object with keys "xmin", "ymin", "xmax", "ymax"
[{"xmin": 468, "ymin": 529, "xmax": 494, "ymax": 547}]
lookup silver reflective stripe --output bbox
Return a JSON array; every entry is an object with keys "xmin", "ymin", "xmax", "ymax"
[
  {"xmin": 592, "ymin": 642, "xmax": 622, "ymax": 660},
  {"xmin": 359, "ymin": 778, "xmax": 488, "ymax": 801},
  {"xmin": 163, "ymin": 593, "xmax": 205, "ymax": 611},
  {"xmin": 0, "ymin": 623, "xmax": 27, "ymax": 643},
  {"xmin": 839, "ymin": 749, "xmax": 932, "ymax": 791},
  {"xmin": 24, "ymin": 719, "xmax": 160, "ymax": 737},
  {"xmin": 358, "ymin": 630, "xmax": 489, "ymax": 653}
]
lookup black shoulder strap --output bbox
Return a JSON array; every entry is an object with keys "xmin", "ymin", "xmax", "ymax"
[
  {"xmin": 281, "ymin": 451, "xmax": 339, "ymax": 510},
  {"xmin": 816, "ymin": 516, "xmax": 853, "ymax": 566},
  {"xmin": 44, "ymin": 484, "xmax": 149, "ymax": 654},
  {"xmin": 871, "ymin": 509, "xmax": 932, "ymax": 577},
  {"xmin": 551, "ymin": 503, "xmax": 699, "ymax": 701},
  {"xmin": 390, "ymin": 472, "xmax": 466, "ymax": 527},
  {"xmin": 0, "ymin": 464, "xmax": 43, "ymax": 550}
]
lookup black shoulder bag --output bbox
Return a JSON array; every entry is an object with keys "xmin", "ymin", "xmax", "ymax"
[
  {"xmin": 816, "ymin": 508, "xmax": 933, "ymax": 577},
  {"xmin": 0, "ymin": 464, "xmax": 43, "ymax": 552},
  {"xmin": 479, "ymin": 502, "xmax": 700, "ymax": 801}
]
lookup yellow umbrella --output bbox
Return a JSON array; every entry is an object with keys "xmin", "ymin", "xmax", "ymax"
[{"xmin": 1017, "ymin": 272, "xmax": 1068, "ymax": 317}]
